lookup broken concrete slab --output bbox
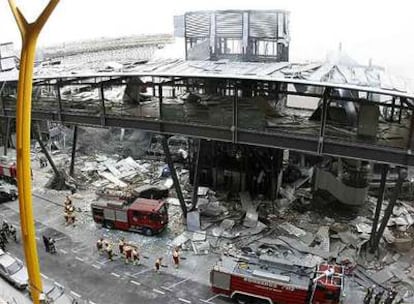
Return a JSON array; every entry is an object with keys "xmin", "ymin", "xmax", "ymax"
[
  {"xmin": 98, "ymin": 172, "xmax": 127, "ymax": 188},
  {"xmin": 191, "ymin": 240, "xmax": 210, "ymax": 255},
  {"xmin": 240, "ymin": 192, "xmax": 259, "ymax": 228},
  {"xmin": 192, "ymin": 230, "xmax": 207, "ymax": 242},
  {"xmin": 356, "ymin": 223, "xmax": 372, "ymax": 234},
  {"xmin": 170, "ymin": 231, "xmax": 192, "ymax": 248},
  {"xmin": 277, "ymin": 236, "xmax": 331, "ymax": 259},
  {"xmin": 187, "ymin": 210, "xmax": 201, "ymax": 232},
  {"xmin": 371, "ymin": 267, "xmax": 394, "ymax": 284},
  {"xmin": 279, "ymin": 222, "xmax": 307, "ymax": 237},
  {"xmin": 312, "ymin": 226, "xmax": 330, "ymax": 253}
]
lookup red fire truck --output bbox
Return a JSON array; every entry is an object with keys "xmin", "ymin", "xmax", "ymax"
[
  {"xmin": 210, "ymin": 256, "xmax": 344, "ymax": 304},
  {"xmin": 91, "ymin": 198, "xmax": 168, "ymax": 236},
  {"xmin": 0, "ymin": 161, "xmax": 17, "ymax": 184}
]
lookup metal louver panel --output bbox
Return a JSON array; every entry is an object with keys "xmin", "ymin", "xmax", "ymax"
[
  {"xmin": 185, "ymin": 13, "xmax": 211, "ymax": 38},
  {"xmin": 249, "ymin": 12, "xmax": 278, "ymax": 38},
  {"xmin": 215, "ymin": 12, "xmax": 243, "ymax": 37}
]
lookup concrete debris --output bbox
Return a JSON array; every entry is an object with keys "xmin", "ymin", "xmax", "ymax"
[
  {"xmin": 98, "ymin": 171, "xmax": 128, "ymax": 188},
  {"xmin": 191, "ymin": 231, "xmax": 206, "ymax": 242},
  {"xmin": 279, "ymin": 222, "xmax": 307, "ymax": 237},
  {"xmin": 132, "ymin": 184, "xmax": 169, "ymax": 199},
  {"xmin": 191, "ymin": 240, "xmax": 210, "ymax": 255},
  {"xmin": 356, "ymin": 223, "xmax": 372, "ymax": 234},
  {"xmin": 239, "ymin": 192, "xmax": 259, "ymax": 228},
  {"xmin": 312, "ymin": 226, "xmax": 330, "ymax": 253},
  {"xmin": 170, "ymin": 232, "xmax": 192, "ymax": 248},
  {"xmin": 371, "ymin": 267, "xmax": 394, "ymax": 284},
  {"xmin": 187, "ymin": 210, "xmax": 201, "ymax": 232},
  {"xmin": 197, "ymin": 186, "xmax": 210, "ymax": 196}
]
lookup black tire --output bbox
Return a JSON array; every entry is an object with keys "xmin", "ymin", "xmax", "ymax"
[
  {"xmin": 233, "ymin": 294, "xmax": 269, "ymax": 304},
  {"xmin": 144, "ymin": 227, "xmax": 153, "ymax": 236},
  {"xmin": 103, "ymin": 221, "xmax": 114, "ymax": 229}
]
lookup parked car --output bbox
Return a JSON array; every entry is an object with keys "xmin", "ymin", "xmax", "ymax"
[
  {"xmin": 0, "ymin": 249, "xmax": 28, "ymax": 290},
  {"xmin": 0, "ymin": 187, "xmax": 17, "ymax": 203},
  {"xmin": 29, "ymin": 278, "xmax": 74, "ymax": 304}
]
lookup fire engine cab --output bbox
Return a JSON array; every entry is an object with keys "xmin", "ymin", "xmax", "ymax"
[
  {"xmin": 91, "ymin": 198, "xmax": 168, "ymax": 236},
  {"xmin": 210, "ymin": 256, "xmax": 344, "ymax": 304}
]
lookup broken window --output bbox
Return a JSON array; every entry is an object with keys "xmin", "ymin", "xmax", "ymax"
[{"xmin": 216, "ymin": 38, "xmax": 243, "ymax": 55}]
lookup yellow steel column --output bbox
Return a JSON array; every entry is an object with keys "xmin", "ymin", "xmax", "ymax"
[{"xmin": 7, "ymin": 1, "xmax": 59, "ymax": 303}]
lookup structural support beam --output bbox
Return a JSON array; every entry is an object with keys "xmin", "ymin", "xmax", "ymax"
[
  {"xmin": 191, "ymin": 139, "xmax": 201, "ymax": 210},
  {"xmin": 69, "ymin": 125, "xmax": 78, "ymax": 177},
  {"xmin": 371, "ymin": 167, "xmax": 406, "ymax": 251},
  {"xmin": 3, "ymin": 117, "xmax": 11, "ymax": 156},
  {"xmin": 369, "ymin": 164, "xmax": 388, "ymax": 252},
  {"xmin": 36, "ymin": 132, "xmax": 60, "ymax": 178},
  {"xmin": 317, "ymin": 88, "xmax": 331, "ymax": 154},
  {"xmin": 162, "ymin": 135, "xmax": 187, "ymax": 217}
]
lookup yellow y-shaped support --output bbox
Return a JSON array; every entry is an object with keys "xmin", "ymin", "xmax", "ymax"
[{"xmin": 8, "ymin": 1, "xmax": 59, "ymax": 303}]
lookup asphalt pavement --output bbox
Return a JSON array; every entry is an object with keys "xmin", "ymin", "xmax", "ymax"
[{"xmin": 0, "ymin": 198, "xmax": 230, "ymax": 304}]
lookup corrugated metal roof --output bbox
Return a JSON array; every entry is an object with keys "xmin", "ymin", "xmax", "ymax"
[{"xmin": 0, "ymin": 58, "xmax": 412, "ymax": 99}]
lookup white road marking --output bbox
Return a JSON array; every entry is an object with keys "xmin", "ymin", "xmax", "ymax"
[
  {"xmin": 70, "ymin": 291, "xmax": 81, "ymax": 298},
  {"xmin": 200, "ymin": 294, "xmax": 220, "ymax": 303},
  {"xmin": 96, "ymin": 258, "xmax": 111, "ymax": 265},
  {"xmin": 166, "ymin": 278, "xmax": 190, "ymax": 289},
  {"xmin": 54, "ymin": 282, "xmax": 64, "ymax": 288},
  {"xmin": 132, "ymin": 268, "xmax": 151, "ymax": 276},
  {"xmin": 59, "ymin": 249, "xmax": 68, "ymax": 254},
  {"xmin": 178, "ymin": 298, "xmax": 191, "ymax": 304},
  {"xmin": 40, "ymin": 273, "xmax": 49, "ymax": 279},
  {"xmin": 111, "ymin": 272, "xmax": 120, "ymax": 278},
  {"xmin": 130, "ymin": 280, "xmax": 141, "ymax": 286},
  {"xmin": 92, "ymin": 264, "xmax": 101, "ymax": 270},
  {"xmin": 161, "ymin": 286, "xmax": 172, "ymax": 291},
  {"xmin": 71, "ymin": 244, "xmax": 89, "ymax": 253},
  {"xmin": 35, "ymin": 236, "xmax": 40, "ymax": 241},
  {"xmin": 153, "ymin": 288, "xmax": 165, "ymax": 295},
  {"xmin": 89, "ymin": 301, "xmax": 97, "ymax": 304},
  {"xmin": 75, "ymin": 256, "xmax": 84, "ymax": 262}
]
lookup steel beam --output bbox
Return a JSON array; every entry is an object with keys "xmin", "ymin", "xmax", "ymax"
[
  {"xmin": 191, "ymin": 139, "xmax": 201, "ymax": 210},
  {"xmin": 371, "ymin": 167, "xmax": 406, "ymax": 250},
  {"xmin": 69, "ymin": 125, "xmax": 78, "ymax": 177},
  {"xmin": 161, "ymin": 135, "xmax": 187, "ymax": 217},
  {"xmin": 369, "ymin": 164, "xmax": 388, "ymax": 252},
  {"xmin": 36, "ymin": 125, "xmax": 60, "ymax": 178},
  {"xmin": 3, "ymin": 117, "xmax": 11, "ymax": 156}
]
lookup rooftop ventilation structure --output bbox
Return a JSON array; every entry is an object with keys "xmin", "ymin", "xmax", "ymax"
[{"xmin": 184, "ymin": 10, "xmax": 290, "ymax": 62}]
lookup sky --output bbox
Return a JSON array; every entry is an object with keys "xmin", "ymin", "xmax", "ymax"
[{"xmin": 0, "ymin": 0, "xmax": 413, "ymax": 83}]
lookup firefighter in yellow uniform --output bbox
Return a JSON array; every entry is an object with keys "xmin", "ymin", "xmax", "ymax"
[
  {"xmin": 64, "ymin": 196, "xmax": 76, "ymax": 225},
  {"xmin": 131, "ymin": 248, "xmax": 140, "ymax": 265},
  {"xmin": 172, "ymin": 247, "xmax": 180, "ymax": 268},
  {"xmin": 106, "ymin": 242, "xmax": 113, "ymax": 261},
  {"xmin": 96, "ymin": 238, "xmax": 104, "ymax": 253},
  {"xmin": 118, "ymin": 238, "xmax": 125, "ymax": 255},
  {"xmin": 155, "ymin": 257, "xmax": 163, "ymax": 273}
]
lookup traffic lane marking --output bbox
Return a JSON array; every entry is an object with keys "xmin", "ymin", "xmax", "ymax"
[
  {"xmin": 92, "ymin": 264, "xmax": 101, "ymax": 270},
  {"xmin": 200, "ymin": 294, "xmax": 221, "ymax": 303},
  {"xmin": 75, "ymin": 256, "xmax": 84, "ymax": 262},
  {"xmin": 40, "ymin": 273, "xmax": 49, "ymax": 279},
  {"xmin": 130, "ymin": 280, "xmax": 141, "ymax": 286},
  {"xmin": 164, "ymin": 277, "xmax": 190, "ymax": 289},
  {"xmin": 70, "ymin": 290, "xmax": 82, "ymax": 298},
  {"xmin": 178, "ymin": 298, "xmax": 191, "ymax": 304},
  {"xmin": 153, "ymin": 288, "xmax": 165, "ymax": 295},
  {"xmin": 131, "ymin": 268, "xmax": 152, "ymax": 276},
  {"xmin": 111, "ymin": 272, "xmax": 121, "ymax": 278},
  {"xmin": 59, "ymin": 249, "xmax": 68, "ymax": 254},
  {"xmin": 71, "ymin": 244, "xmax": 89, "ymax": 253}
]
